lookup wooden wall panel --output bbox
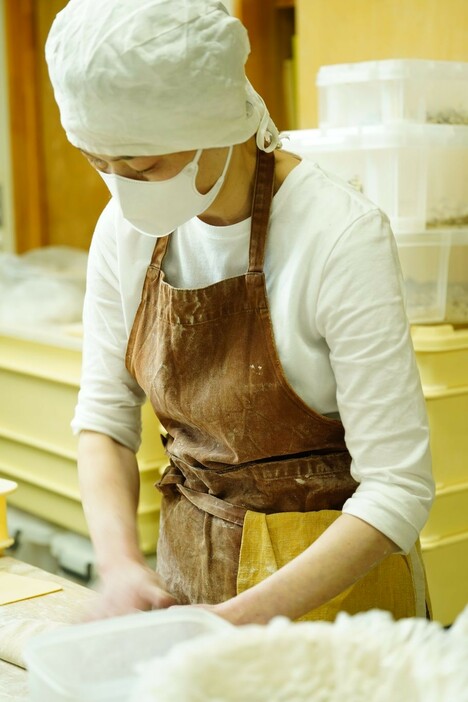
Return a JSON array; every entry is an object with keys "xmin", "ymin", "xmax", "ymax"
[
  {"xmin": 6, "ymin": 0, "xmax": 109, "ymax": 252},
  {"xmin": 35, "ymin": 0, "xmax": 109, "ymax": 251},
  {"xmin": 296, "ymin": 0, "xmax": 468, "ymax": 128},
  {"xmin": 239, "ymin": 0, "xmax": 295, "ymax": 131},
  {"xmin": 4, "ymin": 0, "xmax": 45, "ymax": 252}
]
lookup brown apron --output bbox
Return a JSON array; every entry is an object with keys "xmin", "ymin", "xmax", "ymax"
[{"xmin": 126, "ymin": 149, "xmax": 428, "ymax": 619}]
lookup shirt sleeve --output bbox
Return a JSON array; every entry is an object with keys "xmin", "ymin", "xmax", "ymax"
[
  {"xmin": 71, "ymin": 202, "xmax": 146, "ymax": 453},
  {"xmin": 315, "ymin": 208, "xmax": 435, "ymax": 553}
]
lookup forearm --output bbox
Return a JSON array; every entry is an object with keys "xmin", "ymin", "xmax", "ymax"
[
  {"xmin": 78, "ymin": 430, "xmax": 145, "ymax": 574},
  {"xmin": 221, "ymin": 514, "xmax": 398, "ymax": 624}
]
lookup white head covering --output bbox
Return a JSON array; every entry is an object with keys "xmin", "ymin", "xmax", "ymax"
[{"xmin": 45, "ymin": 0, "xmax": 280, "ymax": 156}]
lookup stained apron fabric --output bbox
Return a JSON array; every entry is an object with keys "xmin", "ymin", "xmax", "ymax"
[{"xmin": 126, "ymin": 148, "xmax": 428, "ymax": 619}]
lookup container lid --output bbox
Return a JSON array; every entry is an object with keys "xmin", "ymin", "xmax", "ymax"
[
  {"xmin": 24, "ymin": 607, "xmax": 233, "ymax": 700},
  {"xmin": 412, "ymin": 324, "xmax": 468, "ymax": 352},
  {"xmin": 316, "ymin": 59, "xmax": 468, "ymax": 85},
  {"xmin": 281, "ymin": 124, "xmax": 468, "ymax": 150}
]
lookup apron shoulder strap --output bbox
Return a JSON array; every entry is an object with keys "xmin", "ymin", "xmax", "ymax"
[
  {"xmin": 149, "ymin": 231, "xmax": 171, "ymax": 268},
  {"xmin": 148, "ymin": 148, "xmax": 275, "ymax": 274},
  {"xmin": 248, "ymin": 149, "xmax": 276, "ymax": 274}
]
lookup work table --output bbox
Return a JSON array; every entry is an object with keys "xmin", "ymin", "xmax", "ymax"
[{"xmin": 0, "ymin": 556, "xmax": 95, "ymax": 701}]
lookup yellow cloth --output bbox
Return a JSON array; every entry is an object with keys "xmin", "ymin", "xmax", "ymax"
[{"xmin": 237, "ymin": 510, "xmax": 426, "ymax": 621}]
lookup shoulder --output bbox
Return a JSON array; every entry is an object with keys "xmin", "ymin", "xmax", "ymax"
[
  {"xmin": 91, "ymin": 199, "xmax": 118, "ymax": 248},
  {"xmin": 277, "ymin": 149, "xmax": 383, "ymax": 222},
  {"xmin": 271, "ymin": 152, "xmax": 390, "ymax": 259}
]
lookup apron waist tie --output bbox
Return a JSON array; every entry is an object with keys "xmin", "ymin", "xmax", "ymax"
[
  {"xmin": 157, "ymin": 460, "xmax": 246, "ymax": 526},
  {"xmin": 176, "ymin": 485, "xmax": 246, "ymax": 527}
]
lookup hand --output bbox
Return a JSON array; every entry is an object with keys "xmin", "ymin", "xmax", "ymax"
[
  {"xmin": 191, "ymin": 600, "xmax": 248, "ymax": 626},
  {"xmin": 84, "ymin": 558, "xmax": 178, "ymax": 621}
]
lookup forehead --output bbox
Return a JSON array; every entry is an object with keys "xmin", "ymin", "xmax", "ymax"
[{"xmin": 81, "ymin": 150, "xmax": 143, "ymax": 162}]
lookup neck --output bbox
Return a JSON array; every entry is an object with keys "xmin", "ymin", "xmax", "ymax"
[{"xmin": 198, "ymin": 137, "xmax": 258, "ymax": 227}]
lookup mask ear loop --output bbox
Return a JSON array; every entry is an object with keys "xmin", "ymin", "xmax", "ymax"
[
  {"xmin": 217, "ymin": 145, "xmax": 233, "ymax": 181},
  {"xmin": 192, "ymin": 149, "xmax": 203, "ymax": 165},
  {"xmin": 194, "ymin": 146, "xmax": 233, "ymax": 182}
]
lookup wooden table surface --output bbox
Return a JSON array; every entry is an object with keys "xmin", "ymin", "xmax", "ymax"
[{"xmin": 0, "ymin": 556, "xmax": 95, "ymax": 702}]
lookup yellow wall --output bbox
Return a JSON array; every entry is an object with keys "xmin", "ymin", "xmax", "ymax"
[{"xmin": 297, "ymin": 0, "xmax": 468, "ymax": 127}]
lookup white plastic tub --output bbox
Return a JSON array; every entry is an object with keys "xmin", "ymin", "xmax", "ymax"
[
  {"xmin": 281, "ymin": 125, "xmax": 468, "ymax": 233},
  {"xmin": 317, "ymin": 59, "xmax": 468, "ymax": 129},
  {"xmin": 24, "ymin": 607, "xmax": 232, "ymax": 702},
  {"xmin": 395, "ymin": 229, "xmax": 468, "ymax": 324}
]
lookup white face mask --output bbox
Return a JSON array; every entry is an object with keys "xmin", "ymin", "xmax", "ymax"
[{"xmin": 99, "ymin": 147, "xmax": 233, "ymax": 237}]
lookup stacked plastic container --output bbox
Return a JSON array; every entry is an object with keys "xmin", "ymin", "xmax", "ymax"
[
  {"xmin": 282, "ymin": 59, "xmax": 468, "ymax": 625},
  {"xmin": 283, "ymin": 59, "xmax": 468, "ymax": 326},
  {"xmin": 0, "ymin": 330, "xmax": 167, "ymax": 556},
  {"xmin": 411, "ymin": 324, "xmax": 468, "ymax": 625}
]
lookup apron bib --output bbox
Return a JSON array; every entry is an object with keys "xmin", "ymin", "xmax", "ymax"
[{"xmin": 126, "ymin": 149, "xmax": 429, "ymax": 620}]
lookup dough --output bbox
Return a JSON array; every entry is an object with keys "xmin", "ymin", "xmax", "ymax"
[
  {"xmin": 131, "ymin": 609, "xmax": 468, "ymax": 702},
  {"xmin": 0, "ymin": 618, "xmax": 64, "ymax": 668}
]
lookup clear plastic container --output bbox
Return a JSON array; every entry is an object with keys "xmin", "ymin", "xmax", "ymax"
[
  {"xmin": 24, "ymin": 607, "xmax": 232, "ymax": 702},
  {"xmin": 281, "ymin": 125, "xmax": 468, "ymax": 234},
  {"xmin": 395, "ymin": 229, "xmax": 468, "ymax": 324},
  {"xmin": 317, "ymin": 59, "xmax": 468, "ymax": 129}
]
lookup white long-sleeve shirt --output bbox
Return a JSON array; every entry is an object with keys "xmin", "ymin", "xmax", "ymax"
[{"xmin": 72, "ymin": 158, "xmax": 434, "ymax": 553}]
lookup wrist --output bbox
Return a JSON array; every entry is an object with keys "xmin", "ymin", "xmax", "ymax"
[
  {"xmin": 217, "ymin": 591, "xmax": 275, "ymax": 626},
  {"xmin": 97, "ymin": 549, "xmax": 146, "ymax": 577}
]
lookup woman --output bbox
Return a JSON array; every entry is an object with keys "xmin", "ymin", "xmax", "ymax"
[{"xmin": 46, "ymin": 0, "xmax": 434, "ymax": 623}]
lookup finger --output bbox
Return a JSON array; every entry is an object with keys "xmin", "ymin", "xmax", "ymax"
[{"xmin": 146, "ymin": 586, "xmax": 178, "ymax": 609}]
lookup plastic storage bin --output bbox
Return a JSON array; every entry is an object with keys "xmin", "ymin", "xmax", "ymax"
[
  {"xmin": 421, "ymin": 481, "xmax": 468, "ymax": 541},
  {"xmin": 317, "ymin": 59, "xmax": 468, "ymax": 129},
  {"xmin": 396, "ymin": 230, "xmax": 468, "ymax": 324},
  {"xmin": 411, "ymin": 325, "xmax": 468, "ymax": 389},
  {"xmin": 0, "ymin": 329, "xmax": 168, "ymax": 553},
  {"xmin": 24, "ymin": 607, "xmax": 232, "ymax": 702},
  {"xmin": 50, "ymin": 531, "xmax": 96, "ymax": 583},
  {"xmin": 6, "ymin": 506, "xmax": 63, "ymax": 572},
  {"xmin": 423, "ymin": 384, "xmax": 468, "ymax": 489},
  {"xmin": 282, "ymin": 126, "xmax": 468, "ymax": 234},
  {"xmin": 421, "ymin": 531, "xmax": 468, "ymax": 626}
]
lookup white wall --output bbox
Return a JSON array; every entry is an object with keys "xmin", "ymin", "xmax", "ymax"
[{"xmin": 0, "ymin": 0, "xmax": 15, "ymax": 252}]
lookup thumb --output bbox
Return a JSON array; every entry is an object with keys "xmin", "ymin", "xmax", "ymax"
[{"xmin": 146, "ymin": 583, "xmax": 178, "ymax": 609}]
